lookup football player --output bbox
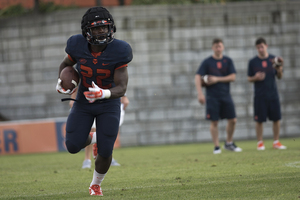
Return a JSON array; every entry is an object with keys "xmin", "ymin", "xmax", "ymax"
[
  {"xmin": 247, "ymin": 37, "xmax": 286, "ymax": 150},
  {"xmin": 56, "ymin": 7, "xmax": 133, "ymax": 196},
  {"xmin": 195, "ymin": 38, "xmax": 242, "ymax": 154}
]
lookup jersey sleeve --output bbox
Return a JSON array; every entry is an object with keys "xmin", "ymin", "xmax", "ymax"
[
  {"xmin": 65, "ymin": 35, "xmax": 78, "ymax": 63},
  {"xmin": 114, "ymin": 42, "xmax": 133, "ymax": 70},
  {"xmin": 247, "ymin": 59, "xmax": 254, "ymax": 77},
  {"xmin": 227, "ymin": 58, "xmax": 236, "ymax": 74},
  {"xmin": 196, "ymin": 60, "xmax": 207, "ymax": 76}
]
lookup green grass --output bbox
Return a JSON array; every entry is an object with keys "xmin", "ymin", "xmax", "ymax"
[{"xmin": 0, "ymin": 138, "xmax": 299, "ymax": 199}]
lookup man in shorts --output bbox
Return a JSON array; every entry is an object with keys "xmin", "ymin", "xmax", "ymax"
[
  {"xmin": 247, "ymin": 37, "xmax": 286, "ymax": 150},
  {"xmin": 195, "ymin": 38, "xmax": 242, "ymax": 154}
]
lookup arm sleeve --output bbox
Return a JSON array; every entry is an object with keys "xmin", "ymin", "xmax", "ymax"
[
  {"xmin": 228, "ymin": 58, "xmax": 236, "ymax": 74},
  {"xmin": 196, "ymin": 60, "xmax": 207, "ymax": 76},
  {"xmin": 247, "ymin": 60, "xmax": 254, "ymax": 77},
  {"xmin": 114, "ymin": 43, "xmax": 133, "ymax": 70},
  {"xmin": 65, "ymin": 36, "xmax": 77, "ymax": 63}
]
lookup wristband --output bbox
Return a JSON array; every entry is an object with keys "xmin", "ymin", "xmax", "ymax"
[{"xmin": 103, "ymin": 89, "xmax": 111, "ymax": 99}]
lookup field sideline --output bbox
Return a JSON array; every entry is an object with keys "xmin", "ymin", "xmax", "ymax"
[{"xmin": 0, "ymin": 138, "xmax": 299, "ymax": 200}]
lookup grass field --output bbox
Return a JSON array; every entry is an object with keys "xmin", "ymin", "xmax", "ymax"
[{"xmin": 0, "ymin": 138, "xmax": 299, "ymax": 200}]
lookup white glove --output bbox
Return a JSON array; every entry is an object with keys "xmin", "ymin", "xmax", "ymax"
[
  {"xmin": 84, "ymin": 81, "xmax": 111, "ymax": 103},
  {"xmin": 56, "ymin": 78, "xmax": 77, "ymax": 95}
]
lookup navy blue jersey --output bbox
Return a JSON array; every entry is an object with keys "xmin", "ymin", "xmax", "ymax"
[
  {"xmin": 247, "ymin": 54, "xmax": 278, "ymax": 99},
  {"xmin": 196, "ymin": 56, "xmax": 236, "ymax": 98},
  {"xmin": 65, "ymin": 34, "xmax": 133, "ymax": 103}
]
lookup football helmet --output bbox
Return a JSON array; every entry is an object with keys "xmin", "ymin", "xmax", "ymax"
[{"xmin": 81, "ymin": 7, "xmax": 116, "ymax": 45}]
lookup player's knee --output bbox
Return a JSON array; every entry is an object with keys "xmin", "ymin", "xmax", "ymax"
[
  {"xmin": 229, "ymin": 118, "xmax": 237, "ymax": 125},
  {"xmin": 65, "ymin": 140, "xmax": 81, "ymax": 154},
  {"xmin": 99, "ymin": 150, "xmax": 112, "ymax": 158}
]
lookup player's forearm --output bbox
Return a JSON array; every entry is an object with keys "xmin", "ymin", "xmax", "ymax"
[
  {"xmin": 195, "ymin": 75, "xmax": 204, "ymax": 95},
  {"xmin": 217, "ymin": 74, "xmax": 236, "ymax": 82},
  {"xmin": 276, "ymin": 68, "xmax": 283, "ymax": 79},
  {"xmin": 247, "ymin": 76, "xmax": 257, "ymax": 82},
  {"xmin": 108, "ymin": 85, "xmax": 127, "ymax": 99}
]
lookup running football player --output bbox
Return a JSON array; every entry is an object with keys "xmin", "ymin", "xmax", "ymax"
[
  {"xmin": 195, "ymin": 38, "xmax": 242, "ymax": 154},
  {"xmin": 56, "ymin": 7, "xmax": 133, "ymax": 196},
  {"xmin": 247, "ymin": 37, "xmax": 286, "ymax": 150}
]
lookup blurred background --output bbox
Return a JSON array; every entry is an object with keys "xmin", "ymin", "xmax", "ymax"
[{"xmin": 0, "ymin": 0, "xmax": 299, "ymax": 154}]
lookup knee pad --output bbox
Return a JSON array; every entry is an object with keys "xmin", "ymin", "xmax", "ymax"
[{"xmin": 65, "ymin": 140, "xmax": 81, "ymax": 154}]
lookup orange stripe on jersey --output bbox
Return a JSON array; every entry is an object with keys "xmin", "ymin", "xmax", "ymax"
[
  {"xmin": 115, "ymin": 64, "xmax": 128, "ymax": 70},
  {"xmin": 68, "ymin": 54, "xmax": 74, "ymax": 62}
]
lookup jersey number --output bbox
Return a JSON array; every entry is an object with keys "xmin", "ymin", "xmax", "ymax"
[{"xmin": 80, "ymin": 65, "xmax": 112, "ymax": 89}]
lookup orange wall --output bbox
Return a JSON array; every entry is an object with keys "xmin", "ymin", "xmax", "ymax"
[
  {"xmin": 0, "ymin": 0, "xmax": 132, "ymax": 9},
  {"xmin": 0, "ymin": 119, "xmax": 67, "ymax": 155}
]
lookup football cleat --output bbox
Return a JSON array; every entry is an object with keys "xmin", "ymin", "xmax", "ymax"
[
  {"xmin": 257, "ymin": 141, "xmax": 265, "ymax": 150},
  {"xmin": 224, "ymin": 142, "xmax": 242, "ymax": 152},
  {"xmin": 93, "ymin": 143, "xmax": 98, "ymax": 159},
  {"xmin": 273, "ymin": 141, "xmax": 287, "ymax": 149},
  {"xmin": 82, "ymin": 159, "xmax": 91, "ymax": 169},
  {"xmin": 89, "ymin": 184, "xmax": 103, "ymax": 196}
]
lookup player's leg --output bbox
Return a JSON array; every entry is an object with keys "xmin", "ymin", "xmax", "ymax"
[
  {"xmin": 254, "ymin": 96, "xmax": 267, "ymax": 150},
  {"xmin": 89, "ymin": 100, "xmax": 120, "ymax": 196},
  {"xmin": 82, "ymin": 145, "xmax": 92, "ymax": 169},
  {"xmin": 82, "ymin": 122, "xmax": 96, "ymax": 169},
  {"xmin": 65, "ymin": 102, "xmax": 94, "ymax": 154},
  {"xmin": 226, "ymin": 118, "xmax": 237, "ymax": 143},
  {"xmin": 206, "ymin": 97, "xmax": 221, "ymax": 154},
  {"xmin": 268, "ymin": 98, "xmax": 286, "ymax": 149},
  {"xmin": 219, "ymin": 96, "xmax": 241, "ymax": 152}
]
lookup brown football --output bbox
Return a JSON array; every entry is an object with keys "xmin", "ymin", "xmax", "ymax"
[
  {"xmin": 272, "ymin": 56, "xmax": 284, "ymax": 67},
  {"xmin": 60, "ymin": 66, "xmax": 80, "ymax": 91}
]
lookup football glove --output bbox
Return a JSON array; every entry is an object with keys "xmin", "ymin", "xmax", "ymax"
[
  {"xmin": 84, "ymin": 81, "xmax": 111, "ymax": 103},
  {"xmin": 56, "ymin": 78, "xmax": 77, "ymax": 95}
]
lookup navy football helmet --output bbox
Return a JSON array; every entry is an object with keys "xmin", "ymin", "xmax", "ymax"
[{"xmin": 81, "ymin": 7, "xmax": 116, "ymax": 45}]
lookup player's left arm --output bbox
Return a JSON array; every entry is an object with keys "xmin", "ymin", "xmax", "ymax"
[
  {"xmin": 275, "ymin": 66, "xmax": 283, "ymax": 79},
  {"xmin": 110, "ymin": 66, "xmax": 128, "ymax": 98},
  {"xmin": 209, "ymin": 73, "xmax": 236, "ymax": 84}
]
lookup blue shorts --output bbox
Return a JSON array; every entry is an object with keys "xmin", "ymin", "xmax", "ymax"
[
  {"xmin": 206, "ymin": 95, "xmax": 236, "ymax": 121},
  {"xmin": 254, "ymin": 96, "xmax": 281, "ymax": 122},
  {"xmin": 65, "ymin": 98, "xmax": 121, "ymax": 158}
]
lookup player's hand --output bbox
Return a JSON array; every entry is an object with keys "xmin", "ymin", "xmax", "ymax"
[
  {"xmin": 206, "ymin": 75, "xmax": 218, "ymax": 85},
  {"xmin": 121, "ymin": 96, "xmax": 130, "ymax": 110},
  {"xmin": 84, "ymin": 81, "xmax": 111, "ymax": 103},
  {"xmin": 254, "ymin": 72, "xmax": 266, "ymax": 81},
  {"xmin": 56, "ymin": 78, "xmax": 77, "ymax": 95},
  {"xmin": 198, "ymin": 94, "xmax": 206, "ymax": 105}
]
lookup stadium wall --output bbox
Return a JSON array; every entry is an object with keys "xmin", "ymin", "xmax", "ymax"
[{"xmin": 0, "ymin": 1, "xmax": 299, "ymax": 149}]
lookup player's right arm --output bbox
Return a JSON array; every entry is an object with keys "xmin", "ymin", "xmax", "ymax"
[
  {"xmin": 247, "ymin": 59, "xmax": 265, "ymax": 82},
  {"xmin": 58, "ymin": 55, "xmax": 76, "ymax": 78},
  {"xmin": 56, "ymin": 55, "xmax": 77, "ymax": 94},
  {"xmin": 195, "ymin": 74, "xmax": 205, "ymax": 105}
]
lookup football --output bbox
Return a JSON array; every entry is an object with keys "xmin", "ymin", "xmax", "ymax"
[
  {"xmin": 272, "ymin": 56, "xmax": 283, "ymax": 68},
  {"xmin": 201, "ymin": 75, "xmax": 209, "ymax": 87},
  {"xmin": 60, "ymin": 66, "xmax": 80, "ymax": 91}
]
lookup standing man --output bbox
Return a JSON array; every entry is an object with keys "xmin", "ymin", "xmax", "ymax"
[
  {"xmin": 56, "ymin": 7, "xmax": 133, "ymax": 196},
  {"xmin": 247, "ymin": 37, "xmax": 286, "ymax": 150},
  {"xmin": 195, "ymin": 38, "xmax": 242, "ymax": 154}
]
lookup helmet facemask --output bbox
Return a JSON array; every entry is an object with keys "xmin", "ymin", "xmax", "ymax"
[{"xmin": 85, "ymin": 20, "xmax": 115, "ymax": 45}]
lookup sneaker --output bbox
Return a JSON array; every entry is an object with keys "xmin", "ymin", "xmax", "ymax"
[
  {"xmin": 82, "ymin": 159, "xmax": 91, "ymax": 169},
  {"xmin": 224, "ymin": 142, "xmax": 242, "ymax": 152},
  {"xmin": 92, "ymin": 143, "xmax": 98, "ymax": 159},
  {"xmin": 257, "ymin": 141, "xmax": 265, "ymax": 150},
  {"xmin": 273, "ymin": 141, "xmax": 287, "ymax": 149},
  {"xmin": 89, "ymin": 184, "xmax": 103, "ymax": 196},
  {"xmin": 111, "ymin": 158, "xmax": 121, "ymax": 166},
  {"xmin": 213, "ymin": 146, "xmax": 221, "ymax": 154}
]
